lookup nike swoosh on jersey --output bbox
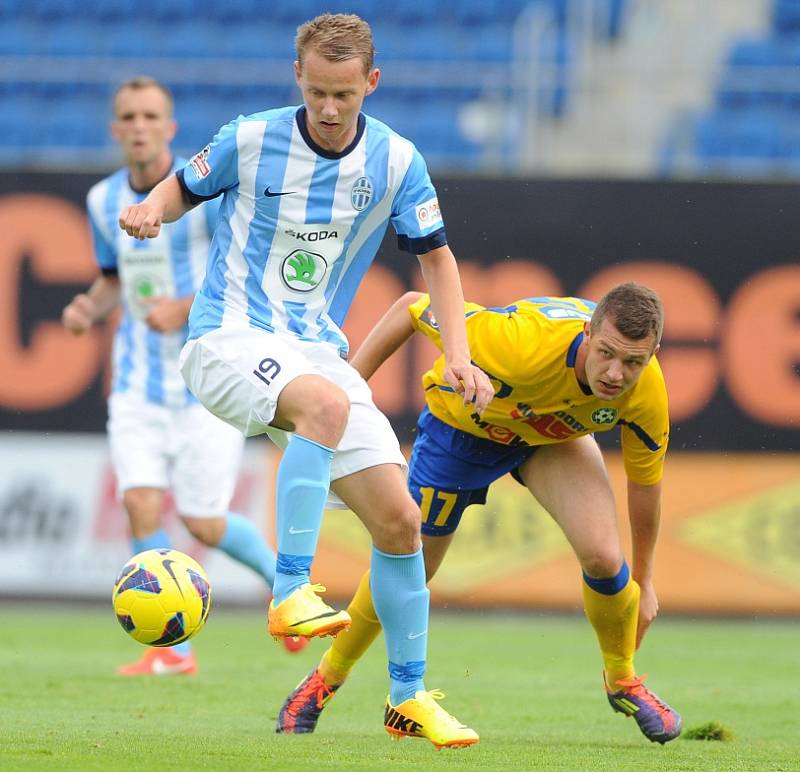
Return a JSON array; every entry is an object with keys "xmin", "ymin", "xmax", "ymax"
[
  {"xmin": 264, "ymin": 186, "xmax": 295, "ymax": 197},
  {"xmin": 288, "ymin": 526, "xmax": 314, "ymax": 535},
  {"xmin": 407, "ymin": 631, "xmax": 426, "ymax": 639}
]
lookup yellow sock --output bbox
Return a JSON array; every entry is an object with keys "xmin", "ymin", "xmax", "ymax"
[
  {"xmin": 582, "ymin": 570, "xmax": 640, "ymax": 689},
  {"xmin": 319, "ymin": 570, "xmax": 382, "ymax": 686}
]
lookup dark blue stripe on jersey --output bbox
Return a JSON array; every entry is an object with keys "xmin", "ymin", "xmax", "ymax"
[
  {"xmin": 583, "ymin": 561, "xmax": 630, "ymax": 595},
  {"xmin": 305, "ymin": 155, "xmax": 337, "ymax": 224},
  {"xmin": 176, "ymin": 169, "xmax": 220, "ymax": 204},
  {"xmin": 566, "ymin": 332, "xmax": 584, "ymax": 367},
  {"xmin": 397, "ymin": 226, "xmax": 447, "ymax": 255},
  {"xmin": 100, "ymin": 266, "xmax": 118, "ymax": 276},
  {"xmin": 295, "ymin": 106, "xmax": 366, "ymax": 160},
  {"xmin": 617, "ymin": 419, "xmax": 661, "ymax": 451},
  {"xmin": 170, "ymin": 216, "xmax": 194, "ymax": 298}
]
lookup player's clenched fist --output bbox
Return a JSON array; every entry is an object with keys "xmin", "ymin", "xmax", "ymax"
[
  {"xmin": 62, "ymin": 293, "xmax": 95, "ymax": 335},
  {"xmin": 119, "ymin": 201, "xmax": 163, "ymax": 240}
]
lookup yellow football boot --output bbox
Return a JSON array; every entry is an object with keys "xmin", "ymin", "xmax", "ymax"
[
  {"xmin": 267, "ymin": 583, "xmax": 351, "ymax": 640},
  {"xmin": 384, "ymin": 689, "xmax": 479, "ymax": 750}
]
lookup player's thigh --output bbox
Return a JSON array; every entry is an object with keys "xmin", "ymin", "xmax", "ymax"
[
  {"xmin": 331, "ymin": 463, "xmax": 420, "ymax": 554},
  {"xmin": 172, "ymin": 403, "xmax": 245, "ymax": 517},
  {"xmin": 108, "ymin": 392, "xmax": 170, "ymax": 495},
  {"xmin": 179, "ymin": 327, "xmax": 335, "ymax": 438},
  {"xmin": 518, "ymin": 435, "xmax": 623, "ymax": 573}
]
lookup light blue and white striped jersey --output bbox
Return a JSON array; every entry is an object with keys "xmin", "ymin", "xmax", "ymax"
[
  {"xmin": 178, "ymin": 106, "xmax": 446, "ymax": 357},
  {"xmin": 87, "ymin": 159, "xmax": 219, "ymax": 407}
]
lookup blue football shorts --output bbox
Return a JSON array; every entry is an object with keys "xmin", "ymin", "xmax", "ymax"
[{"xmin": 408, "ymin": 407, "xmax": 538, "ymax": 536}]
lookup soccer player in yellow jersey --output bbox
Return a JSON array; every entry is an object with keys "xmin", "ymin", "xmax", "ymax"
[{"xmin": 276, "ymin": 282, "xmax": 681, "ymax": 744}]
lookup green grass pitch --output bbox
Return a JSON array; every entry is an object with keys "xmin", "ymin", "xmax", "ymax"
[{"xmin": 1, "ymin": 605, "xmax": 797, "ymax": 770}]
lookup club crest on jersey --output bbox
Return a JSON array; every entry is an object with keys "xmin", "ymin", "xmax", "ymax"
[
  {"xmin": 351, "ymin": 176, "xmax": 373, "ymax": 211},
  {"xmin": 189, "ymin": 145, "xmax": 211, "ymax": 179},
  {"xmin": 592, "ymin": 407, "xmax": 618, "ymax": 425},
  {"xmin": 281, "ymin": 249, "xmax": 328, "ymax": 292}
]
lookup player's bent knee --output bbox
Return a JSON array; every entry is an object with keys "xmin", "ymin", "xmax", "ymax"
[
  {"xmin": 285, "ymin": 380, "xmax": 350, "ymax": 445},
  {"xmin": 581, "ymin": 549, "xmax": 624, "ymax": 581},
  {"xmin": 372, "ymin": 506, "xmax": 422, "ymax": 553}
]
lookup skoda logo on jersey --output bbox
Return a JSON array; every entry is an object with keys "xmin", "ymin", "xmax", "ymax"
[
  {"xmin": 591, "ymin": 407, "xmax": 618, "ymax": 425},
  {"xmin": 281, "ymin": 249, "xmax": 328, "ymax": 292},
  {"xmin": 351, "ymin": 176, "xmax": 373, "ymax": 211}
]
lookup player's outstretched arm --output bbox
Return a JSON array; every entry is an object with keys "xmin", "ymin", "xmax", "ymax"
[
  {"xmin": 349, "ymin": 291, "xmax": 423, "ymax": 380},
  {"xmin": 417, "ymin": 245, "xmax": 494, "ymax": 414},
  {"xmin": 62, "ymin": 275, "xmax": 121, "ymax": 334},
  {"xmin": 627, "ymin": 478, "xmax": 663, "ymax": 649},
  {"xmin": 118, "ymin": 174, "xmax": 192, "ymax": 240}
]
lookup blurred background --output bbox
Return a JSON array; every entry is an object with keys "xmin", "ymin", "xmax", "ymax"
[{"xmin": 0, "ymin": 0, "xmax": 797, "ymax": 615}]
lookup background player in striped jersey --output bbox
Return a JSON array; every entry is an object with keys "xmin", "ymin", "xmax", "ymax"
[
  {"xmin": 118, "ymin": 15, "xmax": 493, "ymax": 748},
  {"xmin": 277, "ymin": 283, "xmax": 682, "ymax": 745},
  {"xmin": 62, "ymin": 76, "xmax": 304, "ymax": 676}
]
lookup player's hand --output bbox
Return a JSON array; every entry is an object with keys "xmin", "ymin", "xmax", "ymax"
[
  {"xmin": 119, "ymin": 201, "xmax": 163, "ymax": 240},
  {"xmin": 61, "ymin": 293, "xmax": 95, "ymax": 334},
  {"xmin": 144, "ymin": 298, "xmax": 188, "ymax": 333},
  {"xmin": 635, "ymin": 578, "xmax": 659, "ymax": 650},
  {"xmin": 443, "ymin": 361, "xmax": 495, "ymax": 415}
]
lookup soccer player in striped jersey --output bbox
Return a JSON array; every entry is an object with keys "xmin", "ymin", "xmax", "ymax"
[
  {"xmin": 118, "ymin": 16, "xmax": 492, "ymax": 748},
  {"xmin": 278, "ymin": 283, "xmax": 682, "ymax": 745},
  {"xmin": 63, "ymin": 77, "xmax": 304, "ymax": 677}
]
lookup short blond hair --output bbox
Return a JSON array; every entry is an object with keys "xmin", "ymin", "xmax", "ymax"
[
  {"xmin": 113, "ymin": 76, "xmax": 174, "ymax": 116},
  {"xmin": 295, "ymin": 13, "xmax": 375, "ymax": 75}
]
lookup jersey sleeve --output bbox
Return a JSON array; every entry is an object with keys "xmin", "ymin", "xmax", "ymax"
[
  {"xmin": 177, "ymin": 118, "xmax": 242, "ymax": 204},
  {"xmin": 85, "ymin": 191, "xmax": 116, "ymax": 272},
  {"xmin": 390, "ymin": 147, "xmax": 447, "ymax": 255},
  {"xmin": 620, "ymin": 360, "xmax": 670, "ymax": 485},
  {"xmin": 408, "ymin": 294, "xmax": 537, "ymax": 386}
]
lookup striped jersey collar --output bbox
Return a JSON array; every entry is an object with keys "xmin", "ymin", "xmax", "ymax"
[{"xmin": 295, "ymin": 106, "xmax": 366, "ymax": 160}]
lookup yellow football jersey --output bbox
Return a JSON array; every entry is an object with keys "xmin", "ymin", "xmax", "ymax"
[{"xmin": 408, "ymin": 294, "xmax": 669, "ymax": 485}]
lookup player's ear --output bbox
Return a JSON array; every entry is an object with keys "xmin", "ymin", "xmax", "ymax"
[
  {"xmin": 166, "ymin": 118, "xmax": 177, "ymax": 143},
  {"xmin": 293, "ymin": 59, "xmax": 302, "ymax": 85},
  {"xmin": 583, "ymin": 320, "xmax": 591, "ymax": 337},
  {"xmin": 365, "ymin": 67, "xmax": 380, "ymax": 96}
]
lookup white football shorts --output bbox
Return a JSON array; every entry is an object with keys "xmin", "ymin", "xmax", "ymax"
[
  {"xmin": 179, "ymin": 326, "xmax": 407, "ymax": 501},
  {"xmin": 107, "ymin": 390, "xmax": 244, "ymax": 517}
]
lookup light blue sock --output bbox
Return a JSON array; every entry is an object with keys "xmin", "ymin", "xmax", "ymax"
[
  {"xmin": 217, "ymin": 511, "xmax": 276, "ymax": 590},
  {"xmin": 131, "ymin": 528, "xmax": 190, "ymax": 656},
  {"xmin": 370, "ymin": 546, "xmax": 429, "ymax": 705},
  {"xmin": 272, "ymin": 434, "xmax": 334, "ymax": 605},
  {"xmin": 132, "ymin": 528, "xmax": 170, "ymax": 554}
]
